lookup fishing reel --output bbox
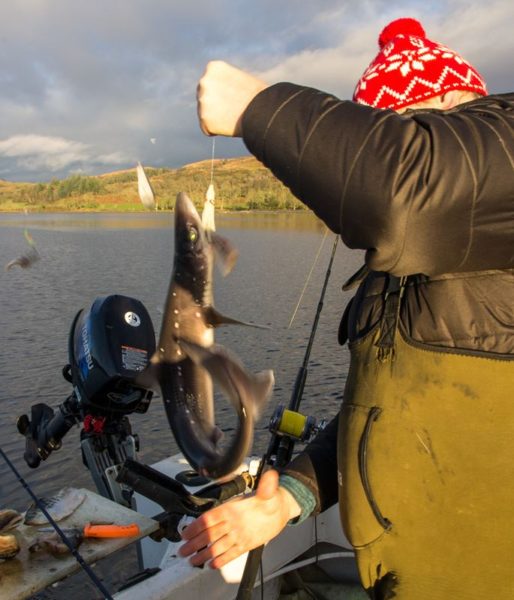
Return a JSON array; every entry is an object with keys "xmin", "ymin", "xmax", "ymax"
[
  {"xmin": 268, "ymin": 404, "xmax": 327, "ymax": 443},
  {"xmin": 18, "ymin": 295, "xmax": 156, "ymax": 477}
]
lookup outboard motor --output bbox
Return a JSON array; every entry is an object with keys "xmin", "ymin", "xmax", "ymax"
[
  {"xmin": 18, "ymin": 294, "xmax": 156, "ymax": 505},
  {"xmin": 70, "ymin": 294, "xmax": 155, "ymax": 416}
]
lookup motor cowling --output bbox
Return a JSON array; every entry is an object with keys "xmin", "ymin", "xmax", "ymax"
[{"xmin": 69, "ymin": 295, "xmax": 156, "ymax": 416}]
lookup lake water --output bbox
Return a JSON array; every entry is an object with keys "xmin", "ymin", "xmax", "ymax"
[{"xmin": 0, "ymin": 211, "xmax": 364, "ymax": 598}]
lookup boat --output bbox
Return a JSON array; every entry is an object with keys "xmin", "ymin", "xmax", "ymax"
[
  {"xmin": 1, "ymin": 180, "xmax": 367, "ymax": 599},
  {"xmin": 1, "ymin": 286, "xmax": 366, "ymax": 600},
  {"xmin": 115, "ymin": 453, "xmax": 363, "ymax": 600},
  {"xmin": 0, "ymin": 450, "xmax": 362, "ymax": 600}
]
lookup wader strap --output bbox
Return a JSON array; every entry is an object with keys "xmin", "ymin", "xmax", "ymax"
[
  {"xmin": 342, "ymin": 264, "xmax": 370, "ymax": 291},
  {"xmin": 374, "ymin": 275, "xmax": 407, "ymax": 362},
  {"xmin": 338, "ymin": 264, "xmax": 370, "ymax": 346}
]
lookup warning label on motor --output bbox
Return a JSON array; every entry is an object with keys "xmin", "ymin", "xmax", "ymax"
[{"xmin": 121, "ymin": 345, "xmax": 148, "ymax": 371}]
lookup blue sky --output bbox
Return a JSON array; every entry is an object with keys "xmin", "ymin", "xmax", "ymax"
[{"xmin": 0, "ymin": 0, "xmax": 512, "ymax": 182}]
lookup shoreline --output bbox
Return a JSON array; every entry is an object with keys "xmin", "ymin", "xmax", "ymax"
[{"xmin": 0, "ymin": 207, "xmax": 310, "ymax": 215}]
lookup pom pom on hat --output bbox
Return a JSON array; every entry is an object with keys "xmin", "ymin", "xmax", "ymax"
[
  {"xmin": 378, "ymin": 18, "xmax": 425, "ymax": 48},
  {"xmin": 353, "ymin": 17, "xmax": 487, "ymax": 110}
]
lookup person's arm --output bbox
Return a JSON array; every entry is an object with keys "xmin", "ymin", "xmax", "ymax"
[
  {"xmin": 179, "ymin": 469, "xmax": 301, "ymax": 568},
  {"xmin": 280, "ymin": 414, "xmax": 340, "ymax": 515},
  {"xmin": 196, "ymin": 61, "xmax": 268, "ymax": 137},
  {"xmin": 197, "ymin": 61, "xmax": 514, "ymax": 276},
  {"xmin": 179, "ymin": 413, "xmax": 340, "ymax": 568},
  {"xmin": 242, "ymin": 83, "xmax": 514, "ymax": 276}
]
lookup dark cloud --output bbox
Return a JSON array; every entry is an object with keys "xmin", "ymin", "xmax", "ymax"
[{"xmin": 0, "ymin": 0, "xmax": 511, "ymax": 181}]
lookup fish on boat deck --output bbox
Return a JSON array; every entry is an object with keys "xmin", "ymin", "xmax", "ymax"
[
  {"xmin": 0, "ymin": 509, "xmax": 22, "ymax": 559},
  {"xmin": 144, "ymin": 192, "xmax": 274, "ymax": 479},
  {"xmin": 24, "ymin": 487, "xmax": 86, "ymax": 526},
  {"xmin": 0, "ymin": 509, "xmax": 23, "ymax": 532},
  {"xmin": 28, "ymin": 528, "xmax": 83, "ymax": 556},
  {"xmin": 0, "ymin": 533, "xmax": 20, "ymax": 560}
]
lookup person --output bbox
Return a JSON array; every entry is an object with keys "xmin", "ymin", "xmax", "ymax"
[{"xmin": 180, "ymin": 17, "xmax": 514, "ymax": 599}]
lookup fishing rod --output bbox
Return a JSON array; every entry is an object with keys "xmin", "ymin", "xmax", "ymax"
[
  {"xmin": 0, "ymin": 446, "xmax": 114, "ymax": 600},
  {"xmin": 236, "ymin": 234, "xmax": 339, "ymax": 600}
]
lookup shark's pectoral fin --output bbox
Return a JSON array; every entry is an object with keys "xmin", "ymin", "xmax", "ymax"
[
  {"xmin": 210, "ymin": 232, "xmax": 238, "ymax": 276},
  {"xmin": 203, "ymin": 306, "xmax": 271, "ymax": 330},
  {"xmin": 134, "ymin": 361, "xmax": 160, "ymax": 391},
  {"xmin": 178, "ymin": 340, "xmax": 274, "ymax": 419}
]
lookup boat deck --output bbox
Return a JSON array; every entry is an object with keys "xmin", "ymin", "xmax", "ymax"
[{"xmin": 0, "ymin": 489, "xmax": 158, "ymax": 600}]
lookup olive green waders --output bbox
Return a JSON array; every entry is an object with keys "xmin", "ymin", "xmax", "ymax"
[{"xmin": 338, "ymin": 307, "xmax": 514, "ymax": 598}]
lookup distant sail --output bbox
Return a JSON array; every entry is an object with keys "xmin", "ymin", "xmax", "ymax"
[
  {"xmin": 202, "ymin": 183, "xmax": 216, "ymax": 233},
  {"xmin": 136, "ymin": 162, "xmax": 156, "ymax": 210}
]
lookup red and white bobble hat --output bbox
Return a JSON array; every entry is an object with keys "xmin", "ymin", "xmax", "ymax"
[{"xmin": 353, "ymin": 18, "xmax": 488, "ymax": 111}]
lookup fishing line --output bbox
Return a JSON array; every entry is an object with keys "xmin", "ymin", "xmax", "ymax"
[
  {"xmin": 260, "ymin": 556, "xmax": 264, "ymax": 600},
  {"xmin": 209, "ymin": 137, "xmax": 216, "ymax": 186},
  {"xmin": 258, "ymin": 229, "xmax": 338, "ymax": 414},
  {"xmin": 236, "ymin": 234, "xmax": 339, "ymax": 600},
  {"xmin": 0, "ymin": 446, "xmax": 114, "ymax": 600},
  {"xmin": 314, "ymin": 515, "xmax": 319, "ymax": 565},
  {"xmin": 267, "ymin": 226, "xmax": 332, "ymax": 380},
  {"xmin": 287, "ymin": 227, "xmax": 329, "ymax": 330}
]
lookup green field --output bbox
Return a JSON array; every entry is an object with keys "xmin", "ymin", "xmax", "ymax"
[{"xmin": 0, "ymin": 157, "xmax": 305, "ymax": 212}]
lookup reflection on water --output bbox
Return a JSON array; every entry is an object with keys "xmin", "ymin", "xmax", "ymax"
[
  {"xmin": 0, "ymin": 209, "xmax": 326, "ymax": 233},
  {"xmin": 0, "ymin": 211, "xmax": 363, "ymax": 598}
]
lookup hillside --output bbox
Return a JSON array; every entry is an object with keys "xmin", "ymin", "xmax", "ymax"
[{"xmin": 0, "ymin": 157, "xmax": 305, "ymax": 212}]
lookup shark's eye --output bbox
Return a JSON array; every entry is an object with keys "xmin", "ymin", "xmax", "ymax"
[{"xmin": 188, "ymin": 227, "xmax": 198, "ymax": 243}]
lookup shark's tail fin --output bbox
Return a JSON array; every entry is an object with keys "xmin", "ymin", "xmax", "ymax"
[{"xmin": 243, "ymin": 368, "xmax": 275, "ymax": 419}]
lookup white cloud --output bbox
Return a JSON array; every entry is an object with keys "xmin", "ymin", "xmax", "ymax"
[
  {"xmin": 0, "ymin": 135, "xmax": 132, "ymax": 177},
  {"xmin": 257, "ymin": 27, "xmax": 379, "ymax": 99},
  {"xmin": 0, "ymin": 0, "xmax": 511, "ymax": 181},
  {"xmin": 96, "ymin": 151, "xmax": 132, "ymax": 165},
  {"xmin": 0, "ymin": 135, "xmax": 88, "ymax": 159},
  {"xmin": 257, "ymin": 2, "xmax": 514, "ymax": 97}
]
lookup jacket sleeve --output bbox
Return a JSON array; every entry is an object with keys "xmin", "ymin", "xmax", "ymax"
[
  {"xmin": 242, "ymin": 83, "xmax": 514, "ymax": 277},
  {"xmin": 280, "ymin": 413, "xmax": 339, "ymax": 515}
]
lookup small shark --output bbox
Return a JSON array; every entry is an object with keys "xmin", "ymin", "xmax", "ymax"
[
  {"xmin": 146, "ymin": 192, "xmax": 273, "ymax": 479},
  {"xmin": 5, "ymin": 229, "xmax": 40, "ymax": 271}
]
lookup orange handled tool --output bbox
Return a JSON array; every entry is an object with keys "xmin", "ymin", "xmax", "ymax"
[{"xmin": 83, "ymin": 523, "xmax": 140, "ymax": 538}]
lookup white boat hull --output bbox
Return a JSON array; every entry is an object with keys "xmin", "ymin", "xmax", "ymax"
[{"xmin": 114, "ymin": 454, "xmax": 355, "ymax": 600}]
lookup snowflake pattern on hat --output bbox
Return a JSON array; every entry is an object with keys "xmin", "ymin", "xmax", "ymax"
[{"xmin": 353, "ymin": 19, "xmax": 487, "ymax": 110}]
